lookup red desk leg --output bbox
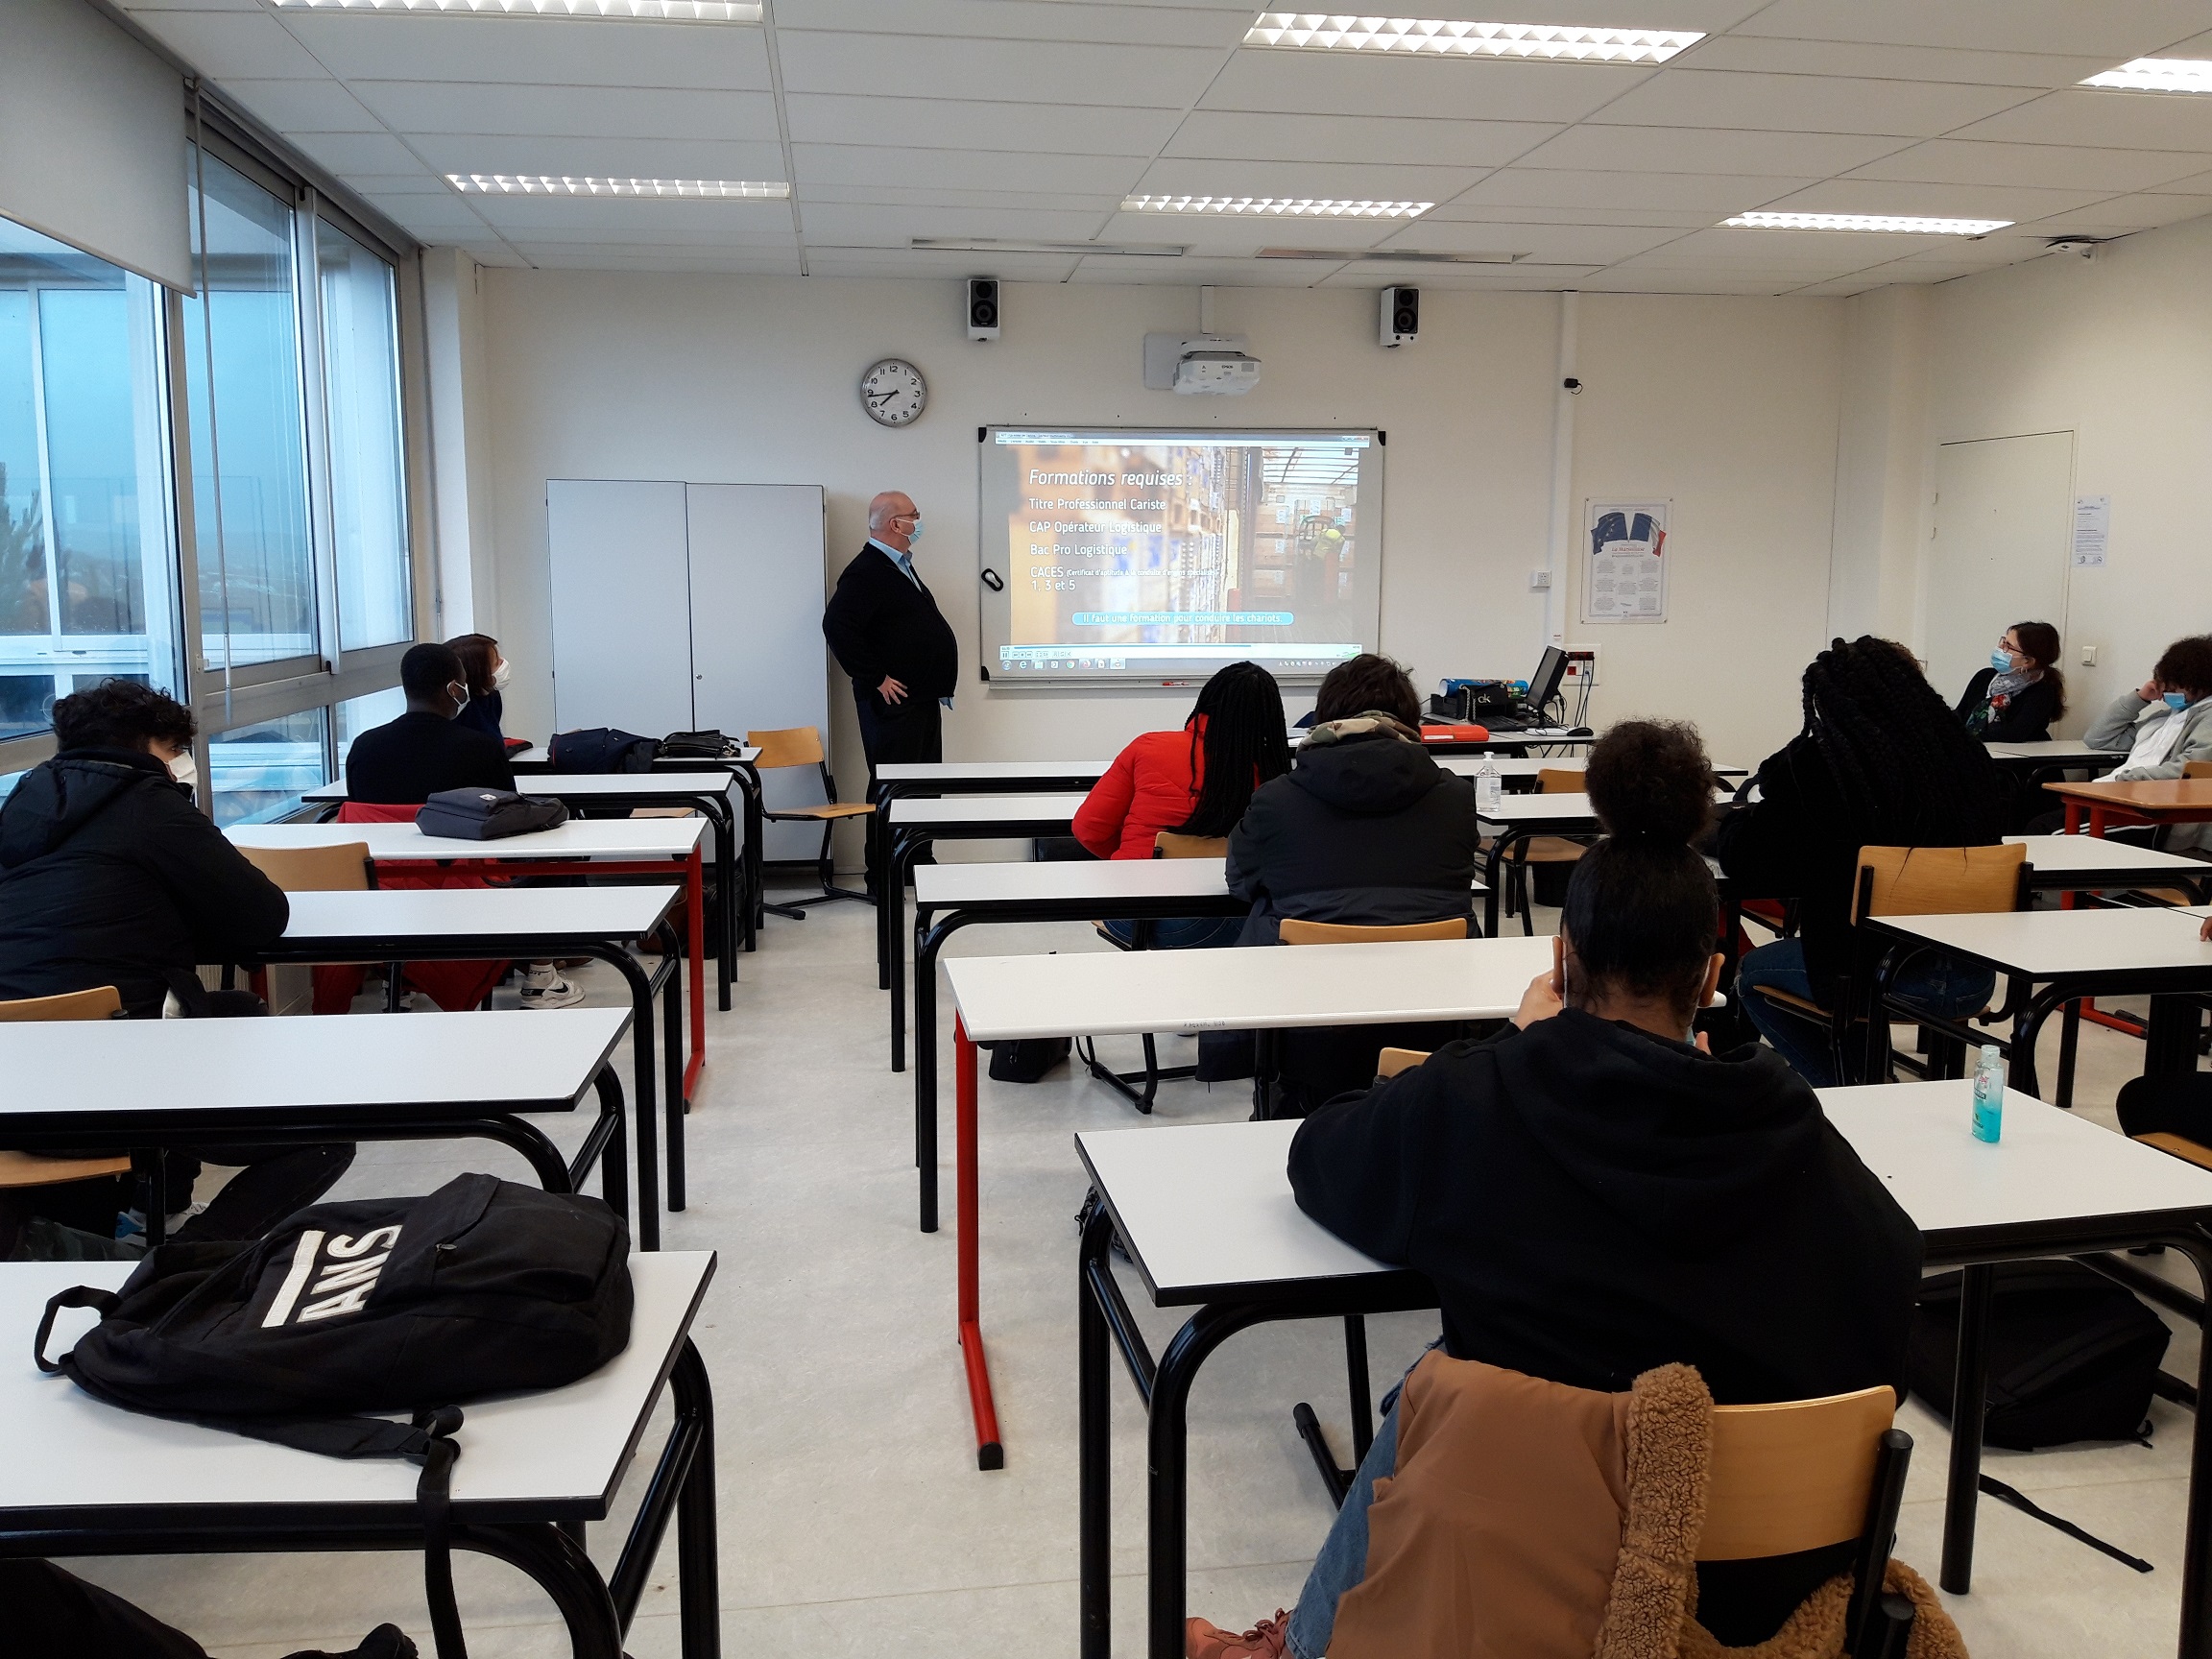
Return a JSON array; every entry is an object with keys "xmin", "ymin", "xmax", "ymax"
[{"xmin": 955, "ymin": 1016, "xmax": 1004, "ymax": 1471}]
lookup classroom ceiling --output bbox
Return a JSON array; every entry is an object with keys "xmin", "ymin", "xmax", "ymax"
[{"xmin": 118, "ymin": 0, "xmax": 2212, "ymax": 294}]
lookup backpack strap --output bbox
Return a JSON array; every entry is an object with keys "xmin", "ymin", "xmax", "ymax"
[
  {"xmin": 35, "ymin": 1286, "xmax": 118, "ymax": 1374},
  {"xmin": 413, "ymin": 1405, "xmax": 468, "ymax": 1659}
]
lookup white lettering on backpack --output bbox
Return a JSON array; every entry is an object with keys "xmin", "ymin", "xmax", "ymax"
[{"xmin": 261, "ymin": 1224, "xmax": 404, "ymax": 1328}]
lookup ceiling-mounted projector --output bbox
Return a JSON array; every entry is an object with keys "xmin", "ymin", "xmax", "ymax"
[{"xmin": 1142, "ymin": 332, "xmax": 1262, "ymax": 396}]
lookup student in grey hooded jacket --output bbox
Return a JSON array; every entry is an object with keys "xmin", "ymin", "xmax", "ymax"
[{"xmin": 2079, "ymin": 634, "xmax": 2212, "ymax": 850}]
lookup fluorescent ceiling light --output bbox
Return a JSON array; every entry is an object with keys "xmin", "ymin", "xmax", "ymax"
[
  {"xmin": 447, "ymin": 175, "xmax": 788, "ymax": 198},
  {"xmin": 1123, "ymin": 196, "xmax": 1431, "ymax": 219},
  {"xmin": 1259, "ymin": 247, "xmax": 1525, "ymax": 263},
  {"xmin": 1244, "ymin": 12, "xmax": 1701, "ymax": 61},
  {"xmin": 2081, "ymin": 58, "xmax": 2212, "ymax": 92},
  {"xmin": 1722, "ymin": 211, "xmax": 2010, "ymax": 235},
  {"xmin": 910, "ymin": 236, "xmax": 1186, "ymax": 256},
  {"xmin": 275, "ymin": 0, "xmax": 759, "ymax": 16}
]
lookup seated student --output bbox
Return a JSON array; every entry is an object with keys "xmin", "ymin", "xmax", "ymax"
[
  {"xmin": 1226, "ymin": 653, "xmax": 1479, "ymax": 946},
  {"xmin": 1071, "ymin": 661, "xmax": 1290, "ymax": 950},
  {"xmin": 1717, "ymin": 637, "xmax": 2005, "ymax": 1087},
  {"xmin": 446, "ymin": 632, "xmax": 513, "ymax": 745},
  {"xmin": 2084, "ymin": 632, "xmax": 2212, "ymax": 784},
  {"xmin": 1956, "ymin": 619, "xmax": 2065, "ymax": 742},
  {"xmin": 1187, "ymin": 721, "xmax": 1920, "ymax": 1659},
  {"xmin": 0, "ymin": 679, "xmax": 287, "ymax": 1018},
  {"xmin": 345, "ymin": 641, "xmax": 517, "ymax": 804}
]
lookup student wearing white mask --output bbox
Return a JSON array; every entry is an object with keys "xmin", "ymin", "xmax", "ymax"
[{"xmin": 447, "ymin": 632, "xmax": 514, "ymax": 745}]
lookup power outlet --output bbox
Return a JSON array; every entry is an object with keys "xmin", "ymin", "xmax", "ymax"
[{"xmin": 1563, "ymin": 644, "xmax": 1599, "ymax": 687}]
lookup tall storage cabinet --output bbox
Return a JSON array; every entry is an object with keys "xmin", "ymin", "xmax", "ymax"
[{"xmin": 547, "ymin": 479, "xmax": 829, "ymax": 860}]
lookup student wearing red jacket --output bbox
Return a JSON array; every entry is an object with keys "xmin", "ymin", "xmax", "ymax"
[{"xmin": 1071, "ymin": 662, "xmax": 1289, "ymax": 949}]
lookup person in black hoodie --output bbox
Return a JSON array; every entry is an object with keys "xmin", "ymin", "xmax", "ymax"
[
  {"xmin": 1717, "ymin": 637, "xmax": 2005, "ymax": 1086},
  {"xmin": 0, "ymin": 679, "xmax": 288, "ymax": 1018},
  {"xmin": 1187, "ymin": 720, "xmax": 1920, "ymax": 1659}
]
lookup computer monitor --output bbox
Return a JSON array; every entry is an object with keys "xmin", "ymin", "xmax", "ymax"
[{"xmin": 1525, "ymin": 645, "xmax": 1569, "ymax": 715}]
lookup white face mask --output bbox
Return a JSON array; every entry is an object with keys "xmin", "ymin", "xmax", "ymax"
[
  {"xmin": 448, "ymin": 681, "xmax": 470, "ymax": 713},
  {"xmin": 167, "ymin": 750, "xmax": 198, "ymax": 789},
  {"xmin": 491, "ymin": 659, "xmax": 512, "ymax": 691}
]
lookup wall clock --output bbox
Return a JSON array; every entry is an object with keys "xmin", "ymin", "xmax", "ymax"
[{"xmin": 860, "ymin": 357, "xmax": 927, "ymax": 426}]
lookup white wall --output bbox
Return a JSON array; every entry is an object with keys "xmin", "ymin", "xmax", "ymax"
[
  {"xmin": 461, "ymin": 271, "xmax": 1850, "ymax": 803},
  {"xmin": 1925, "ymin": 214, "xmax": 2212, "ymax": 736}
]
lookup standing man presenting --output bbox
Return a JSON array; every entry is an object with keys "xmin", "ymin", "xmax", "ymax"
[{"xmin": 823, "ymin": 491, "xmax": 958, "ymax": 896}]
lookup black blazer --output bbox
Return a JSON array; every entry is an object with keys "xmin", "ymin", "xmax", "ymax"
[
  {"xmin": 346, "ymin": 711, "xmax": 517, "ymax": 805},
  {"xmin": 822, "ymin": 544, "xmax": 959, "ymax": 701},
  {"xmin": 1954, "ymin": 666, "xmax": 2060, "ymax": 743}
]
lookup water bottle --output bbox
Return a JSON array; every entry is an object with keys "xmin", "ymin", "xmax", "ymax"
[
  {"xmin": 1971, "ymin": 1044, "xmax": 2006, "ymax": 1143},
  {"xmin": 1476, "ymin": 757, "xmax": 1503, "ymax": 817}
]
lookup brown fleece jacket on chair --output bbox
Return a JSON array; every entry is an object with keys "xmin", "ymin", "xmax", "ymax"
[{"xmin": 1327, "ymin": 1352, "xmax": 1965, "ymax": 1659}]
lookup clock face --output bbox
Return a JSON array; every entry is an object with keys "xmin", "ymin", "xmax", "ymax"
[{"xmin": 860, "ymin": 358, "xmax": 927, "ymax": 427}]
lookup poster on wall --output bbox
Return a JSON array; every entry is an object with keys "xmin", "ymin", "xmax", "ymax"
[{"xmin": 1583, "ymin": 500, "xmax": 1670, "ymax": 623}]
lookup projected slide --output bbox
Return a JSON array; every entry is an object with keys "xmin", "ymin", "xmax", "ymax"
[{"xmin": 979, "ymin": 428, "xmax": 1382, "ymax": 684}]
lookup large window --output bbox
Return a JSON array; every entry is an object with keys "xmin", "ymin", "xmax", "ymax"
[
  {"xmin": 0, "ymin": 219, "xmax": 181, "ymax": 737},
  {"xmin": 318, "ymin": 220, "xmax": 411, "ymax": 652}
]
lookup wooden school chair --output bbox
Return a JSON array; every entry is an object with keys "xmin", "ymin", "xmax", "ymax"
[
  {"xmin": 747, "ymin": 725, "xmax": 873, "ymax": 918},
  {"xmin": 236, "ymin": 840, "xmax": 373, "ymax": 893},
  {"xmin": 1750, "ymin": 843, "xmax": 2028, "ymax": 1087},
  {"xmin": 1278, "ymin": 916, "xmax": 1468, "ymax": 946},
  {"xmin": 1076, "ymin": 830, "xmax": 1232, "ymax": 1113},
  {"xmin": 1487, "ymin": 766, "xmax": 1596, "ymax": 936},
  {"xmin": 0, "ymin": 986, "xmax": 132, "ymax": 1198},
  {"xmin": 1700, "ymin": 1386, "xmax": 1917, "ymax": 1657}
]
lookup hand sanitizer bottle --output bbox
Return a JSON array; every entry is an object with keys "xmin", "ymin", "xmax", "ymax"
[
  {"xmin": 1476, "ymin": 757, "xmax": 1502, "ymax": 817},
  {"xmin": 1971, "ymin": 1044, "xmax": 2006, "ymax": 1143}
]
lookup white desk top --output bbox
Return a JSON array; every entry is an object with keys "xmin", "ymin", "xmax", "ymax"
[
  {"xmin": 278, "ymin": 885, "xmax": 682, "ymax": 944},
  {"xmin": 1438, "ymin": 757, "xmax": 1746, "ymax": 781},
  {"xmin": 1871, "ymin": 905, "xmax": 2212, "ymax": 976},
  {"xmin": 0, "ymin": 1007, "xmax": 630, "ymax": 1118},
  {"xmin": 228, "ymin": 818, "xmax": 706, "ymax": 861},
  {"xmin": 1477, "ymin": 792, "xmax": 1603, "ymax": 828},
  {"xmin": 2, "ymin": 1252, "xmax": 713, "ymax": 1520},
  {"xmin": 1986, "ymin": 739, "xmax": 2129, "ymax": 761},
  {"xmin": 949, "ymin": 934, "xmax": 1553, "ymax": 1041},
  {"xmin": 2005, "ymin": 834, "xmax": 2210, "ymax": 880},
  {"xmin": 916, "ymin": 857, "xmax": 1230, "ymax": 905},
  {"xmin": 877, "ymin": 759, "xmax": 1111, "ymax": 783},
  {"xmin": 513, "ymin": 746, "xmax": 759, "ymax": 767},
  {"xmin": 1077, "ymin": 1080, "xmax": 2212, "ymax": 1306},
  {"xmin": 887, "ymin": 793, "xmax": 1089, "ymax": 828},
  {"xmin": 307, "ymin": 772, "xmax": 732, "ymax": 804}
]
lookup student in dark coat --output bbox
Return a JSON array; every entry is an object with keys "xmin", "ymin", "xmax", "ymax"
[
  {"xmin": 1187, "ymin": 720, "xmax": 1921, "ymax": 1659},
  {"xmin": 821, "ymin": 490, "xmax": 959, "ymax": 893},
  {"xmin": 446, "ymin": 632, "xmax": 513, "ymax": 745},
  {"xmin": 345, "ymin": 641, "xmax": 517, "ymax": 805},
  {"xmin": 1954, "ymin": 619, "xmax": 2065, "ymax": 743},
  {"xmin": 0, "ymin": 679, "xmax": 287, "ymax": 1018}
]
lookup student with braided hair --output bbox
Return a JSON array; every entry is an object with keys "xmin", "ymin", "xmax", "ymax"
[{"xmin": 1716, "ymin": 637, "xmax": 2007, "ymax": 1086}]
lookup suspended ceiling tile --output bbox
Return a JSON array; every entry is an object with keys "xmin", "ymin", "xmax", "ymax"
[
  {"xmin": 2016, "ymin": 196, "xmax": 2212, "ymax": 233},
  {"xmin": 799, "ymin": 202, "xmax": 1113, "ymax": 245},
  {"xmin": 1091, "ymin": 208, "xmax": 1392, "ymax": 252},
  {"xmin": 1313, "ymin": 261, "xmax": 1597, "ymax": 288},
  {"xmin": 783, "ymin": 93, "xmax": 1176, "ymax": 155},
  {"xmin": 508, "ymin": 246, "xmax": 805, "ymax": 272},
  {"xmin": 1128, "ymin": 156, "xmax": 1492, "ymax": 203},
  {"xmin": 1371, "ymin": 218, "xmax": 1685, "ymax": 261},
  {"xmin": 800, "ymin": 247, "xmax": 1081, "ymax": 278},
  {"xmin": 1754, "ymin": 178, "xmax": 2123, "ymax": 221},
  {"xmin": 1448, "ymin": 166, "xmax": 1815, "ymax": 213},
  {"xmin": 348, "ymin": 82, "xmax": 781, "ymax": 141},
  {"xmin": 798, "ymin": 182, "xmax": 1129, "ymax": 211},
  {"xmin": 1588, "ymin": 67, "xmax": 2041, "ymax": 136},
  {"xmin": 130, "ymin": 11, "xmax": 330, "ymax": 78},
  {"xmin": 1198, "ymin": 50, "xmax": 1655, "ymax": 124},
  {"xmin": 1633, "ymin": 225, "xmax": 1984, "ymax": 264},
  {"xmin": 409, "ymin": 135, "xmax": 788, "ymax": 178},
  {"xmin": 220, "ymin": 77, "xmax": 383, "ymax": 133},
  {"xmin": 1572, "ymin": 271, "xmax": 1806, "ymax": 292},
  {"xmin": 1068, "ymin": 253, "xmax": 1323, "ymax": 284},
  {"xmin": 1515, "ymin": 124, "xmax": 1912, "ymax": 177},
  {"xmin": 1728, "ymin": 0, "xmax": 2212, "ymax": 60},
  {"xmin": 285, "ymin": 13, "xmax": 774, "ymax": 90},
  {"xmin": 1676, "ymin": 36, "xmax": 2117, "ymax": 89},
  {"xmin": 1944, "ymin": 87, "xmax": 2212, "ymax": 154},
  {"xmin": 793, "ymin": 143, "xmax": 1147, "ymax": 195},
  {"xmin": 287, "ymin": 131, "xmax": 428, "ymax": 174},
  {"xmin": 774, "ymin": 0, "xmax": 1251, "ymax": 49},
  {"xmin": 461, "ymin": 199, "xmax": 796, "ymax": 236},
  {"xmin": 1420, "ymin": 202, "xmax": 1724, "ymax": 228},
  {"xmin": 1166, "ymin": 111, "xmax": 1560, "ymax": 170},
  {"xmin": 119, "ymin": 0, "xmax": 262, "ymax": 12},
  {"xmin": 358, "ymin": 194, "xmax": 493, "ymax": 235},
  {"xmin": 774, "ymin": 31, "xmax": 1223, "ymax": 107},
  {"xmin": 1846, "ymin": 137, "xmax": 2212, "ymax": 193},
  {"xmin": 338, "ymin": 171, "xmax": 456, "ymax": 195}
]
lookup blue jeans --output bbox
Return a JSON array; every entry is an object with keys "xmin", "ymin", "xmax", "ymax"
[
  {"xmin": 1286, "ymin": 1356, "xmax": 1426, "ymax": 1659},
  {"xmin": 1737, "ymin": 937, "xmax": 1996, "ymax": 1088},
  {"xmin": 1099, "ymin": 914, "xmax": 1241, "ymax": 951}
]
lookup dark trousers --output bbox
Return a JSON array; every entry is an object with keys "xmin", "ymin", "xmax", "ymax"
[{"xmin": 855, "ymin": 688, "xmax": 943, "ymax": 892}]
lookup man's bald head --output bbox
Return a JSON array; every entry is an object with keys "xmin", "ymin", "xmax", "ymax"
[{"xmin": 869, "ymin": 492, "xmax": 920, "ymax": 553}]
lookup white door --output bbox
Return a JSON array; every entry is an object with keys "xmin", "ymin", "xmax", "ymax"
[
  {"xmin": 547, "ymin": 479, "xmax": 695, "ymax": 735},
  {"xmin": 1928, "ymin": 432, "xmax": 2074, "ymax": 715},
  {"xmin": 685, "ymin": 483, "xmax": 830, "ymax": 860}
]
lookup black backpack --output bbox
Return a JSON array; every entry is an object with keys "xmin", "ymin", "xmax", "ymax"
[
  {"xmin": 36, "ymin": 1175, "xmax": 634, "ymax": 1659},
  {"xmin": 1908, "ymin": 1261, "xmax": 2170, "ymax": 1450},
  {"xmin": 415, "ymin": 787, "xmax": 570, "ymax": 840},
  {"xmin": 546, "ymin": 727, "xmax": 660, "ymax": 773},
  {"xmin": 659, "ymin": 729, "xmax": 740, "ymax": 759}
]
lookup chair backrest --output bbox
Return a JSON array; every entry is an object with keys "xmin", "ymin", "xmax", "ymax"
[
  {"xmin": 0, "ymin": 985, "xmax": 123, "ymax": 1022},
  {"xmin": 2186, "ymin": 759, "xmax": 2212, "ymax": 780},
  {"xmin": 1538, "ymin": 767, "xmax": 1583, "ymax": 794},
  {"xmin": 1279, "ymin": 916, "xmax": 1469, "ymax": 946},
  {"xmin": 1699, "ymin": 1385, "xmax": 1897, "ymax": 1560},
  {"xmin": 1153, "ymin": 830, "xmax": 1229, "ymax": 859},
  {"xmin": 240, "ymin": 840, "xmax": 373, "ymax": 892},
  {"xmin": 1376, "ymin": 1046, "xmax": 1431, "ymax": 1078},
  {"xmin": 1852, "ymin": 842, "xmax": 2028, "ymax": 923},
  {"xmin": 748, "ymin": 727, "xmax": 826, "ymax": 771}
]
